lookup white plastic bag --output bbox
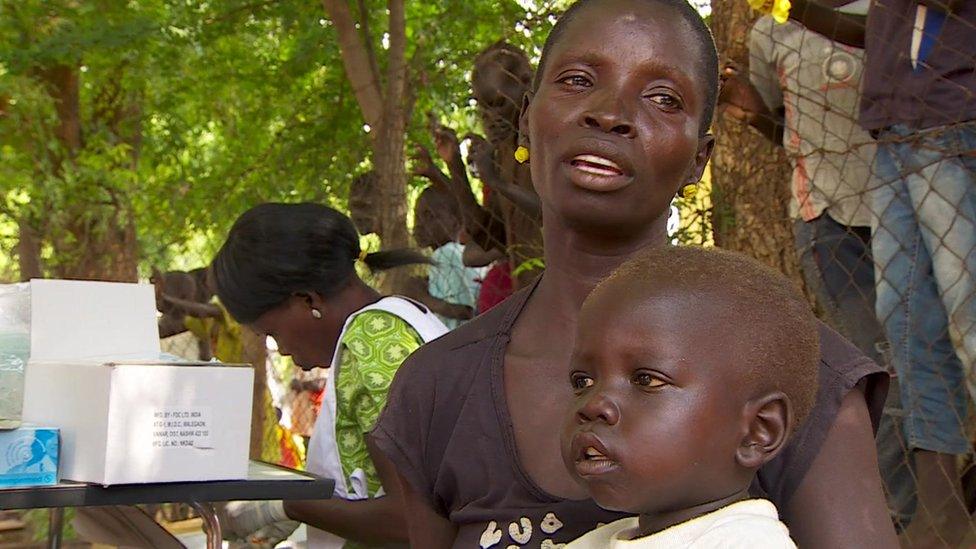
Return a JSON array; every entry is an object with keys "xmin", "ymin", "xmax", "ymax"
[{"xmin": 0, "ymin": 283, "xmax": 30, "ymax": 429}]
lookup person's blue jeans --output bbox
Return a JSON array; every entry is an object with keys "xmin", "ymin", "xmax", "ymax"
[
  {"xmin": 871, "ymin": 122, "xmax": 976, "ymax": 457},
  {"xmin": 794, "ymin": 214, "xmax": 915, "ymax": 527},
  {"xmin": 795, "ymin": 216, "xmax": 884, "ymax": 359}
]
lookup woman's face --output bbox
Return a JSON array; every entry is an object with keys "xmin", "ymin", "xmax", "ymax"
[
  {"xmin": 250, "ymin": 295, "xmax": 342, "ymax": 370},
  {"xmin": 523, "ymin": 0, "xmax": 713, "ymax": 239}
]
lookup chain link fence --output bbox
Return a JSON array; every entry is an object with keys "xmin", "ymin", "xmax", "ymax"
[
  {"xmin": 2, "ymin": 1, "xmax": 975, "ymax": 547},
  {"xmin": 712, "ymin": 2, "xmax": 976, "ymax": 546}
]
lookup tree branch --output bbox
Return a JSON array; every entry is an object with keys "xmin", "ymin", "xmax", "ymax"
[
  {"xmin": 206, "ymin": 0, "xmax": 283, "ymax": 24},
  {"xmin": 321, "ymin": 0, "xmax": 384, "ymax": 128},
  {"xmin": 403, "ymin": 47, "xmax": 427, "ymax": 123},
  {"xmin": 356, "ymin": 0, "xmax": 382, "ymax": 89},
  {"xmin": 384, "ymin": 0, "xmax": 407, "ymax": 111}
]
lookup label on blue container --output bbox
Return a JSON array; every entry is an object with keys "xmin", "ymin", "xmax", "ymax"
[{"xmin": 0, "ymin": 426, "xmax": 59, "ymax": 488}]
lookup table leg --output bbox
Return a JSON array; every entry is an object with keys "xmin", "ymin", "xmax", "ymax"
[
  {"xmin": 47, "ymin": 508, "xmax": 64, "ymax": 549},
  {"xmin": 191, "ymin": 502, "xmax": 221, "ymax": 549}
]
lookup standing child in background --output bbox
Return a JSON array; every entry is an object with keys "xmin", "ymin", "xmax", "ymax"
[
  {"xmin": 411, "ymin": 41, "xmax": 543, "ymax": 289},
  {"xmin": 412, "ymin": 186, "xmax": 484, "ymax": 329},
  {"xmin": 287, "ymin": 364, "xmax": 327, "ymax": 449},
  {"xmin": 718, "ymin": 10, "xmax": 879, "ymax": 362},
  {"xmin": 717, "ymin": 6, "xmax": 914, "ymax": 528},
  {"xmin": 565, "ymin": 246, "xmax": 818, "ymax": 548}
]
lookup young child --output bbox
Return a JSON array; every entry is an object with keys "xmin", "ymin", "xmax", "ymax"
[
  {"xmin": 563, "ymin": 245, "xmax": 820, "ymax": 548},
  {"xmin": 412, "ymin": 186, "xmax": 484, "ymax": 329}
]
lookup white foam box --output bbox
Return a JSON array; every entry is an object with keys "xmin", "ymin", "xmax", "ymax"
[{"xmin": 21, "ymin": 279, "xmax": 254, "ymax": 485}]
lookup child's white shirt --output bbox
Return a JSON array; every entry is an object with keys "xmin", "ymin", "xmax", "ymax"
[{"xmin": 565, "ymin": 499, "xmax": 796, "ymax": 548}]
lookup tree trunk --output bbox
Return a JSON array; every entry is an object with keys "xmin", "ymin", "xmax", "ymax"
[
  {"xmin": 39, "ymin": 63, "xmax": 141, "ymax": 283},
  {"xmin": 373, "ymin": 135, "xmax": 409, "ymax": 249},
  {"xmin": 709, "ymin": 2, "xmax": 805, "ymax": 290},
  {"xmin": 53, "ymin": 209, "xmax": 140, "ymax": 283},
  {"xmin": 242, "ymin": 327, "xmax": 269, "ymax": 461},
  {"xmin": 41, "ymin": 65, "xmax": 82, "ymax": 154},
  {"xmin": 17, "ymin": 219, "xmax": 43, "ymax": 281},
  {"xmin": 374, "ymin": 0, "xmax": 410, "ymax": 252},
  {"xmin": 322, "ymin": 0, "xmax": 413, "ymax": 294},
  {"xmin": 372, "ymin": 123, "xmax": 412, "ymax": 293}
]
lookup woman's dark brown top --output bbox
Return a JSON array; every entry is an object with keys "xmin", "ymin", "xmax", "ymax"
[{"xmin": 372, "ymin": 279, "xmax": 887, "ymax": 548}]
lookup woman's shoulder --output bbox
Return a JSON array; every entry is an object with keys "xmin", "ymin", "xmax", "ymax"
[
  {"xmin": 396, "ymin": 287, "xmax": 527, "ymax": 375},
  {"xmin": 755, "ymin": 321, "xmax": 888, "ymax": 506},
  {"xmin": 371, "ymin": 293, "xmax": 523, "ymax": 504},
  {"xmin": 816, "ymin": 322, "xmax": 882, "ymax": 385},
  {"xmin": 391, "ymin": 300, "xmax": 510, "ymax": 386},
  {"xmin": 344, "ymin": 308, "xmax": 421, "ymax": 342},
  {"xmin": 815, "ymin": 320, "xmax": 888, "ymax": 430}
]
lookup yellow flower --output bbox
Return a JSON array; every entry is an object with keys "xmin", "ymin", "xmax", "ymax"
[{"xmin": 747, "ymin": 0, "xmax": 792, "ymax": 24}]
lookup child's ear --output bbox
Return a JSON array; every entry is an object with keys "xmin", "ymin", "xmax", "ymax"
[{"xmin": 736, "ymin": 392, "xmax": 791, "ymax": 469}]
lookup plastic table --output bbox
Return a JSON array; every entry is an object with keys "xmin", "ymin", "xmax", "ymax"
[{"xmin": 0, "ymin": 461, "xmax": 334, "ymax": 549}]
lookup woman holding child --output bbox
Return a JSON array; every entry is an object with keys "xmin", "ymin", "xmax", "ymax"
[{"xmin": 371, "ymin": 0, "xmax": 896, "ymax": 547}]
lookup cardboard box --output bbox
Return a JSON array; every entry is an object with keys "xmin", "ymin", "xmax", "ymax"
[
  {"xmin": 21, "ymin": 279, "xmax": 254, "ymax": 485},
  {"xmin": 0, "ymin": 425, "xmax": 59, "ymax": 488}
]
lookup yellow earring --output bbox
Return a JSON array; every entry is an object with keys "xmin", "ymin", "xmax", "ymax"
[
  {"xmin": 681, "ymin": 184, "xmax": 697, "ymax": 200},
  {"xmin": 514, "ymin": 146, "xmax": 530, "ymax": 164}
]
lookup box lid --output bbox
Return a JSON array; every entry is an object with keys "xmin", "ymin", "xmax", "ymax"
[
  {"xmin": 104, "ymin": 360, "xmax": 252, "ymax": 368},
  {"xmin": 29, "ymin": 279, "xmax": 160, "ymax": 362}
]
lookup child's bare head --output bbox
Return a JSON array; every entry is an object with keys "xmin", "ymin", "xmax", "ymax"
[
  {"xmin": 472, "ymin": 41, "xmax": 533, "ymax": 143},
  {"xmin": 413, "ymin": 186, "xmax": 462, "ymax": 249}
]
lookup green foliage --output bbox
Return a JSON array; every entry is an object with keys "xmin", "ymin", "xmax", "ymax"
[
  {"xmin": 513, "ymin": 257, "xmax": 545, "ymax": 277},
  {"xmin": 0, "ymin": 0, "xmax": 568, "ymax": 279}
]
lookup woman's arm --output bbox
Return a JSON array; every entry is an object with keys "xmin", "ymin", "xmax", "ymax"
[
  {"xmin": 399, "ymin": 469, "xmax": 457, "ymax": 548},
  {"xmin": 789, "ymin": 0, "xmax": 866, "ymax": 48},
  {"xmin": 463, "ymin": 241, "xmax": 506, "ymax": 268},
  {"xmin": 399, "ymin": 276, "xmax": 475, "ymax": 320},
  {"xmin": 282, "ymin": 439, "xmax": 408, "ymax": 544},
  {"xmin": 158, "ymin": 313, "xmax": 188, "ymax": 339},
  {"xmin": 433, "ymin": 128, "xmax": 509, "ymax": 254},
  {"xmin": 160, "ymin": 294, "xmax": 223, "ymax": 318},
  {"xmin": 467, "ymin": 134, "xmax": 541, "ymax": 220},
  {"xmin": 784, "ymin": 387, "xmax": 898, "ymax": 548}
]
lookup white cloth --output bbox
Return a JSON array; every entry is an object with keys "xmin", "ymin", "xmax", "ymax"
[
  {"xmin": 565, "ymin": 499, "xmax": 796, "ymax": 549},
  {"xmin": 305, "ymin": 296, "xmax": 447, "ymax": 549}
]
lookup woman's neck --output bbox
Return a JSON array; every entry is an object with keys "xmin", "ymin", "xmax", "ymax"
[
  {"xmin": 536, "ymin": 213, "xmax": 670, "ymax": 313},
  {"xmin": 337, "ymin": 278, "xmax": 383, "ymax": 319}
]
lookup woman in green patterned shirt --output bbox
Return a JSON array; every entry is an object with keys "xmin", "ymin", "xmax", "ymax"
[{"xmin": 211, "ymin": 203, "xmax": 448, "ymax": 548}]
